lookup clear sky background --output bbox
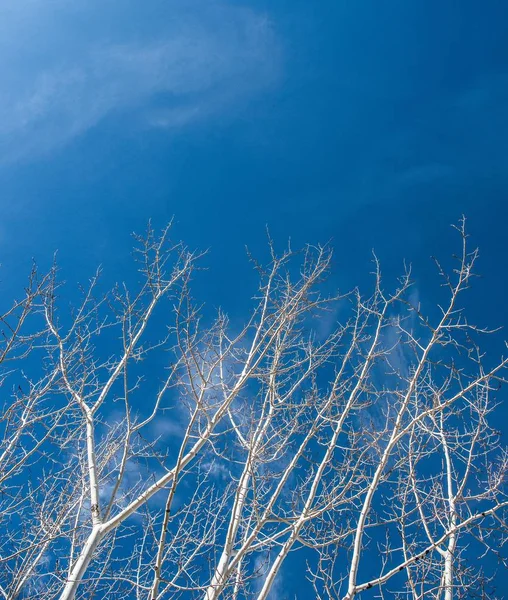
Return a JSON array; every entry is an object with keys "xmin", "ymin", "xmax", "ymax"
[
  {"xmin": 2, "ymin": 0, "xmax": 508, "ymax": 400},
  {"xmin": 1, "ymin": 0, "xmax": 508, "ymax": 320},
  {"xmin": 1, "ymin": 1, "xmax": 508, "ymax": 596}
]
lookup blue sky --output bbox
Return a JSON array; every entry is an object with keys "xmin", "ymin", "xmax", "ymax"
[
  {"xmin": 2, "ymin": 1, "xmax": 508, "ymax": 597},
  {"xmin": 2, "ymin": 0, "xmax": 508, "ymax": 407},
  {"xmin": 1, "ymin": 0, "xmax": 507, "ymax": 323}
]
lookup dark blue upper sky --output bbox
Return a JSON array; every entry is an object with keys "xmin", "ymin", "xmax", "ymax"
[{"xmin": 1, "ymin": 0, "xmax": 507, "ymax": 338}]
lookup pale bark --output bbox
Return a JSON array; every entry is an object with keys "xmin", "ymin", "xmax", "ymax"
[{"xmin": 0, "ymin": 220, "xmax": 506, "ymax": 600}]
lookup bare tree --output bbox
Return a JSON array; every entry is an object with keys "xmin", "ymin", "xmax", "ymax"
[{"xmin": 0, "ymin": 219, "xmax": 506, "ymax": 600}]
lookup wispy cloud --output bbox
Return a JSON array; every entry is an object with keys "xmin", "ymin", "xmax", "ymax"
[{"xmin": 0, "ymin": 1, "xmax": 281, "ymax": 163}]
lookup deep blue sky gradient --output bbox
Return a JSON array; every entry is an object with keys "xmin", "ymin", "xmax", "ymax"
[{"xmin": 1, "ymin": 2, "xmax": 507, "ymax": 313}]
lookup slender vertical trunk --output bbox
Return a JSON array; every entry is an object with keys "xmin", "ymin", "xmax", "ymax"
[
  {"xmin": 85, "ymin": 417, "xmax": 101, "ymax": 527},
  {"xmin": 205, "ymin": 362, "xmax": 278, "ymax": 600},
  {"xmin": 205, "ymin": 465, "xmax": 252, "ymax": 600},
  {"xmin": 58, "ymin": 526, "xmax": 103, "ymax": 600},
  {"xmin": 443, "ymin": 545, "xmax": 455, "ymax": 600},
  {"xmin": 441, "ymin": 417, "xmax": 457, "ymax": 600}
]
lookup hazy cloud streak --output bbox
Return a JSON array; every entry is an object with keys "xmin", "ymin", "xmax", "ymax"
[{"xmin": 0, "ymin": 1, "xmax": 281, "ymax": 163}]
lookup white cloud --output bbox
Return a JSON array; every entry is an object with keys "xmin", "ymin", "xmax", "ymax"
[{"xmin": 0, "ymin": 1, "xmax": 281, "ymax": 163}]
